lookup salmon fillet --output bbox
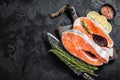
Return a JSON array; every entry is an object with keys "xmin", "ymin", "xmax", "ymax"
[
  {"xmin": 62, "ymin": 30, "xmax": 109, "ymax": 66},
  {"xmin": 73, "ymin": 17, "xmax": 114, "ymax": 48}
]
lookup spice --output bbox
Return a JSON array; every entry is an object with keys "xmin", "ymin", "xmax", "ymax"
[{"xmin": 100, "ymin": 4, "xmax": 115, "ymax": 20}]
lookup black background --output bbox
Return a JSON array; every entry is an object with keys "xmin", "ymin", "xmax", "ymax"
[{"xmin": 0, "ymin": 0, "xmax": 120, "ymax": 80}]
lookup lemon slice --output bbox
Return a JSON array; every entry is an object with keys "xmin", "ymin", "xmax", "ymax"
[
  {"xmin": 95, "ymin": 15, "xmax": 108, "ymax": 25},
  {"xmin": 100, "ymin": 21, "xmax": 107, "ymax": 28},
  {"xmin": 104, "ymin": 22, "xmax": 112, "ymax": 33},
  {"xmin": 87, "ymin": 11, "xmax": 99, "ymax": 20},
  {"xmin": 86, "ymin": 11, "xmax": 112, "ymax": 33}
]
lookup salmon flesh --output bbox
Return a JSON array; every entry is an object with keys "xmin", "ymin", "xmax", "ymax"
[
  {"xmin": 73, "ymin": 17, "xmax": 114, "ymax": 48},
  {"xmin": 61, "ymin": 17, "xmax": 114, "ymax": 66}
]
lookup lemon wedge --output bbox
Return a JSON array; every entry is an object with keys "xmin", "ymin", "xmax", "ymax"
[
  {"xmin": 86, "ymin": 11, "xmax": 112, "ymax": 33},
  {"xmin": 104, "ymin": 22, "xmax": 112, "ymax": 33},
  {"xmin": 87, "ymin": 11, "xmax": 99, "ymax": 20},
  {"xmin": 95, "ymin": 15, "xmax": 108, "ymax": 25}
]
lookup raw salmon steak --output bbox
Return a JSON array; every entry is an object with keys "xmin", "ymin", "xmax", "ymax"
[
  {"xmin": 73, "ymin": 17, "xmax": 114, "ymax": 48},
  {"xmin": 62, "ymin": 30, "xmax": 109, "ymax": 66}
]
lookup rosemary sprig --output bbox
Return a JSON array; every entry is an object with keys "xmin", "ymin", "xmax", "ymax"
[
  {"xmin": 49, "ymin": 43, "xmax": 98, "ymax": 75},
  {"xmin": 81, "ymin": 21, "xmax": 92, "ymax": 34}
]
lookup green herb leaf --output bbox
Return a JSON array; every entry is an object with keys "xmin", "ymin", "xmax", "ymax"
[{"xmin": 81, "ymin": 21, "xmax": 92, "ymax": 34}]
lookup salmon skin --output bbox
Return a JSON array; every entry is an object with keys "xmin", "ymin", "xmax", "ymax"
[
  {"xmin": 73, "ymin": 17, "xmax": 114, "ymax": 48},
  {"xmin": 62, "ymin": 30, "xmax": 109, "ymax": 66}
]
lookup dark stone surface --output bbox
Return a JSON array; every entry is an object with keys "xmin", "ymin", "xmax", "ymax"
[{"xmin": 0, "ymin": 0, "xmax": 120, "ymax": 80}]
